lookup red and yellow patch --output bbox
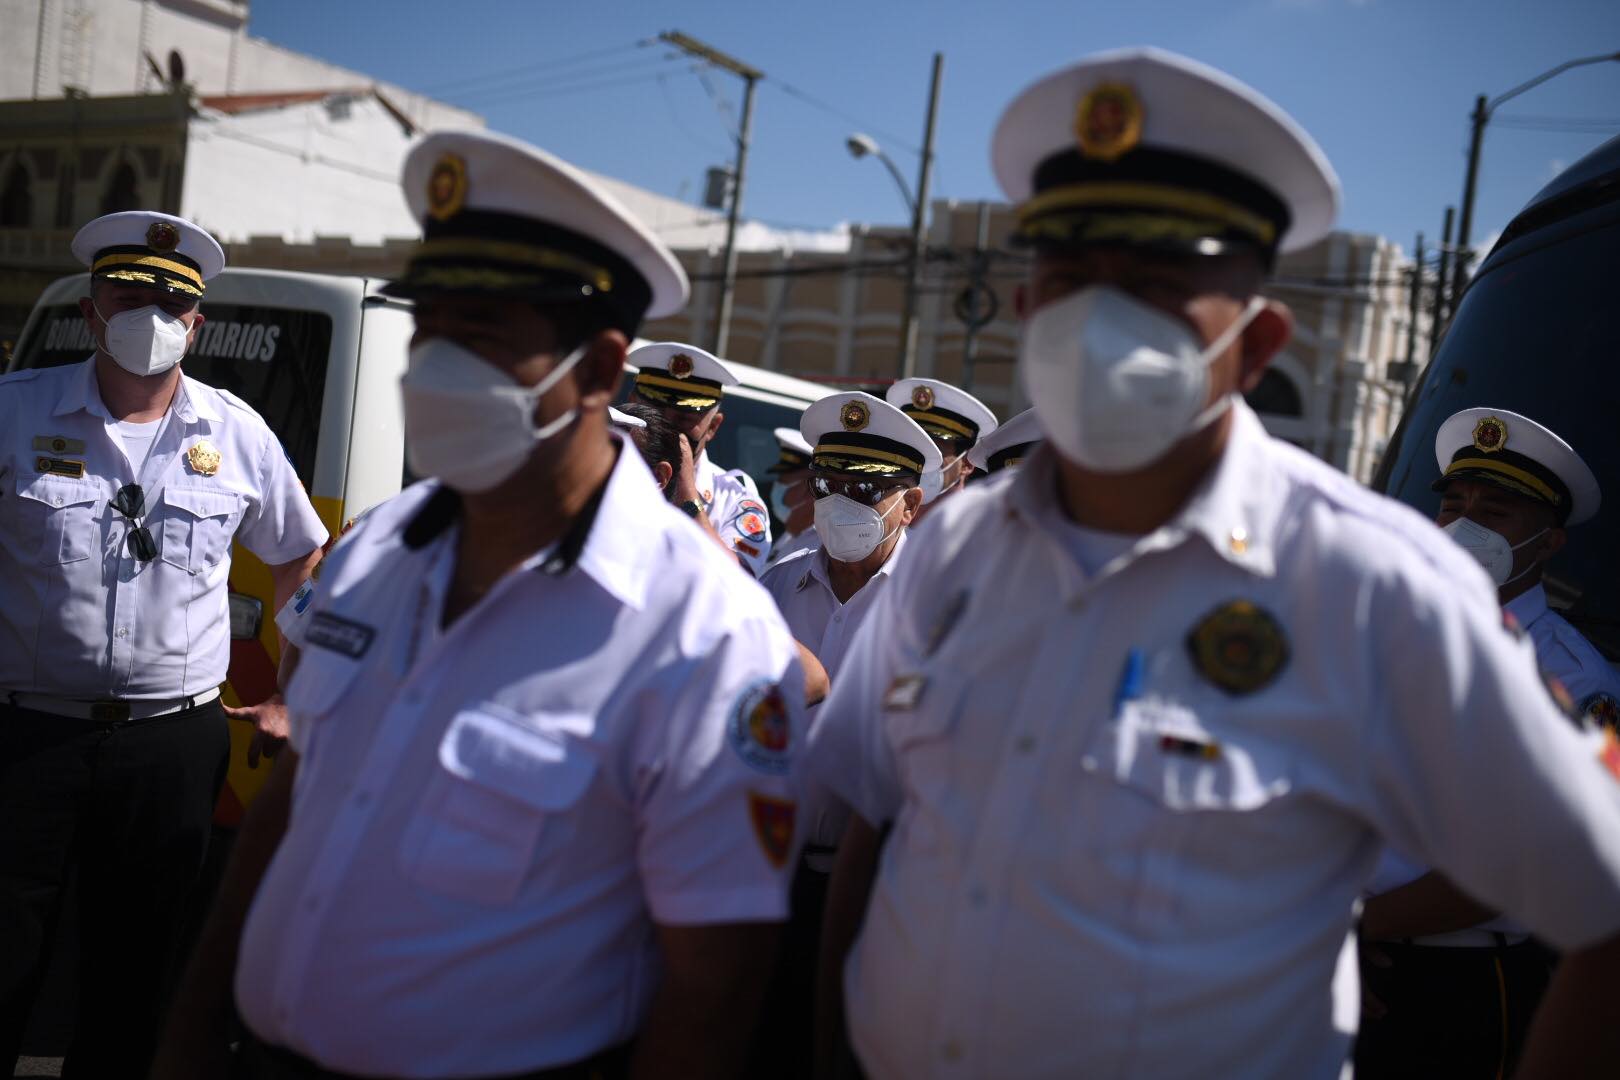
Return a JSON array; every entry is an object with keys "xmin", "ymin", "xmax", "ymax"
[
  {"xmin": 145, "ymin": 220, "xmax": 180, "ymax": 252},
  {"xmin": 426, "ymin": 153, "xmax": 469, "ymax": 222},
  {"xmin": 1075, "ymin": 81, "xmax": 1144, "ymax": 162},
  {"xmin": 747, "ymin": 791, "xmax": 797, "ymax": 869}
]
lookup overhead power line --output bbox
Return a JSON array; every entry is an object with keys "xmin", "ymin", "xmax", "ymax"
[
  {"xmin": 461, "ymin": 63, "xmax": 698, "ymax": 109},
  {"xmin": 454, "ymin": 55, "xmax": 691, "ymax": 107},
  {"xmin": 770, "ymin": 79, "xmax": 921, "ymax": 156},
  {"xmin": 415, "ymin": 38, "xmax": 654, "ymax": 96}
]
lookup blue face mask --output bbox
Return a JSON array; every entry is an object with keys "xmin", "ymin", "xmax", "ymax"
[{"xmin": 770, "ymin": 482, "xmax": 794, "ymax": 522}]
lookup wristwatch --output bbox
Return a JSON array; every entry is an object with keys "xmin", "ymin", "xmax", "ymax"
[{"xmin": 678, "ymin": 499, "xmax": 705, "ymax": 519}]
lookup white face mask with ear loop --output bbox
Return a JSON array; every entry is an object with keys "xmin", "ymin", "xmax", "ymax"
[
  {"xmin": 94, "ymin": 302, "xmax": 191, "ymax": 377},
  {"xmin": 399, "ymin": 337, "xmax": 588, "ymax": 494},
  {"xmin": 1018, "ymin": 286, "xmax": 1267, "ymax": 474},
  {"xmin": 1441, "ymin": 516, "xmax": 1550, "ymax": 588},
  {"xmin": 815, "ymin": 492, "xmax": 905, "ymax": 563}
]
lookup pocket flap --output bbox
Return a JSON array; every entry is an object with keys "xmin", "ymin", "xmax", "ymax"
[
  {"xmin": 16, "ymin": 472, "xmax": 99, "ymax": 508},
  {"xmin": 164, "ymin": 486, "xmax": 240, "ymax": 519},
  {"xmin": 438, "ymin": 705, "xmax": 597, "ymax": 812},
  {"xmin": 1104, "ymin": 698, "xmax": 1293, "ymax": 811}
]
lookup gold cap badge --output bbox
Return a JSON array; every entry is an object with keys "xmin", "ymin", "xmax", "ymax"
[
  {"xmin": 186, "ymin": 440, "xmax": 222, "ymax": 477},
  {"xmin": 669, "ymin": 353, "xmax": 695, "ymax": 379},
  {"xmin": 145, "ymin": 220, "xmax": 180, "ymax": 253},
  {"xmin": 1472, "ymin": 416, "xmax": 1507, "ymax": 454},
  {"xmin": 840, "ymin": 401, "xmax": 870, "ymax": 432},
  {"xmin": 911, "ymin": 385, "xmax": 935, "ymax": 410},
  {"xmin": 426, "ymin": 153, "xmax": 469, "ymax": 222},
  {"xmin": 1075, "ymin": 82, "xmax": 1144, "ymax": 163}
]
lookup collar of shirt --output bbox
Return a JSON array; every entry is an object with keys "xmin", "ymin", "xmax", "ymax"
[
  {"xmin": 52, "ymin": 357, "xmax": 222, "ymax": 425},
  {"xmin": 400, "ymin": 437, "xmax": 659, "ymax": 613},
  {"xmin": 805, "ymin": 527, "xmax": 908, "ymax": 597},
  {"xmin": 1007, "ymin": 400, "xmax": 1280, "ymax": 588},
  {"xmin": 1505, "ymin": 582, "xmax": 1550, "ymax": 628}
]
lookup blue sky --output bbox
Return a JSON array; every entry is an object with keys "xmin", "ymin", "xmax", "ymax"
[{"xmin": 252, "ymin": 0, "xmax": 1620, "ymax": 258}]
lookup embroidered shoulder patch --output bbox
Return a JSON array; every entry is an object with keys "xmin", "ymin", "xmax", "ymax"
[
  {"xmin": 737, "ymin": 500, "xmax": 769, "ymax": 542},
  {"xmin": 747, "ymin": 791, "xmax": 797, "ymax": 868},
  {"xmin": 728, "ymin": 680, "xmax": 792, "ymax": 774},
  {"xmin": 304, "ymin": 611, "xmax": 374, "ymax": 658}
]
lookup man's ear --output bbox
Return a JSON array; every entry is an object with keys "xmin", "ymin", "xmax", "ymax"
[
  {"xmin": 1237, "ymin": 298, "xmax": 1293, "ymax": 393},
  {"xmin": 707, "ymin": 410, "xmax": 725, "ymax": 443},
  {"xmin": 901, "ymin": 486, "xmax": 925, "ymax": 524},
  {"xmin": 654, "ymin": 460, "xmax": 674, "ymax": 491},
  {"xmin": 1539, "ymin": 526, "xmax": 1568, "ymax": 562},
  {"xmin": 185, "ymin": 312, "xmax": 206, "ymax": 349},
  {"xmin": 575, "ymin": 329, "xmax": 630, "ymax": 408}
]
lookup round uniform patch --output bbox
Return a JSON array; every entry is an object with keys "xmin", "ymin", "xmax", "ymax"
[
  {"xmin": 729, "ymin": 680, "xmax": 792, "ymax": 775},
  {"xmin": 911, "ymin": 385, "xmax": 935, "ymax": 410},
  {"xmin": 426, "ymin": 153, "xmax": 469, "ymax": 222},
  {"xmin": 145, "ymin": 221, "xmax": 180, "ymax": 253},
  {"xmin": 1472, "ymin": 416, "xmax": 1507, "ymax": 454},
  {"xmin": 1186, "ymin": 600, "xmax": 1288, "ymax": 695},
  {"xmin": 737, "ymin": 500, "xmax": 768, "ymax": 541},
  {"xmin": 669, "ymin": 353, "xmax": 695, "ymax": 379},
  {"xmin": 1075, "ymin": 81, "xmax": 1144, "ymax": 163},
  {"xmin": 840, "ymin": 401, "xmax": 870, "ymax": 432}
]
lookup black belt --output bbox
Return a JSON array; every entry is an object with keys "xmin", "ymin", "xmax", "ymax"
[{"xmin": 236, "ymin": 1030, "xmax": 631, "ymax": 1080}]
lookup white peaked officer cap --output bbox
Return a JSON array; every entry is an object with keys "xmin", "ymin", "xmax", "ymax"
[
  {"xmin": 628, "ymin": 341, "xmax": 739, "ymax": 413},
  {"xmin": 767, "ymin": 426, "xmax": 814, "ymax": 476},
  {"xmin": 1432, "ymin": 407, "xmax": 1602, "ymax": 526},
  {"xmin": 607, "ymin": 406, "xmax": 647, "ymax": 430},
  {"xmin": 886, "ymin": 378, "xmax": 1000, "ymax": 447},
  {"xmin": 967, "ymin": 407, "xmax": 1042, "ymax": 473},
  {"xmin": 991, "ymin": 47, "xmax": 1340, "ymax": 261},
  {"xmin": 800, "ymin": 392, "xmax": 942, "ymax": 481},
  {"xmin": 385, "ymin": 129, "xmax": 689, "ymax": 333},
  {"xmin": 71, "ymin": 211, "xmax": 225, "ymax": 298}
]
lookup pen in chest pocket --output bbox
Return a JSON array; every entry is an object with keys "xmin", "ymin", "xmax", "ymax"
[{"xmin": 1112, "ymin": 647, "xmax": 1145, "ymax": 719}]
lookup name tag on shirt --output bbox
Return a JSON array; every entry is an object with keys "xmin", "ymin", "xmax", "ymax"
[
  {"xmin": 305, "ymin": 611, "xmax": 375, "ymax": 658},
  {"xmin": 35, "ymin": 456, "xmax": 85, "ymax": 478}
]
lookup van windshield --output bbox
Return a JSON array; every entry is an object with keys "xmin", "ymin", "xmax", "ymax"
[
  {"xmin": 11, "ymin": 301, "xmax": 332, "ymax": 482},
  {"xmin": 1376, "ymin": 216, "xmax": 1620, "ymax": 658}
]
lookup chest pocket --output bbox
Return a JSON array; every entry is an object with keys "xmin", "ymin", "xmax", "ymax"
[
  {"xmin": 398, "ymin": 704, "xmax": 598, "ymax": 905},
  {"xmin": 1089, "ymin": 696, "xmax": 1294, "ymax": 813},
  {"xmin": 160, "ymin": 487, "xmax": 242, "ymax": 573},
  {"xmin": 13, "ymin": 473, "xmax": 101, "ymax": 565}
]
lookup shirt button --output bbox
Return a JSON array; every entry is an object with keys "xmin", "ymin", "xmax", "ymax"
[
  {"xmin": 53, "ymin": 497, "xmax": 63, "ymax": 506},
  {"xmin": 942, "ymin": 1040, "xmax": 963, "ymax": 1062},
  {"xmin": 1015, "ymin": 734, "xmax": 1036, "ymax": 753},
  {"xmin": 115, "ymin": 627, "xmax": 129, "ymax": 638}
]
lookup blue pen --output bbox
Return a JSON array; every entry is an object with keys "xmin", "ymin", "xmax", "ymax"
[{"xmin": 1112, "ymin": 648, "xmax": 1145, "ymax": 718}]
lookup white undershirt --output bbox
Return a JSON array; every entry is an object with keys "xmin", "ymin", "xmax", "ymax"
[
  {"xmin": 114, "ymin": 416, "xmax": 163, "ymax": 476},
  {"xmin": 1054, "ymin": 516, "xmax": 1142, "ymax": 578}
]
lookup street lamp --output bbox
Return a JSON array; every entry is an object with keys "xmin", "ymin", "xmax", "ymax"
[
  {"xmin": 846, "ymin": 133, "xmax": 916, "ymax": 216},
  {"xmin": 1450, "ymin": 50, "xmax": 1620, "ymax": 310}
]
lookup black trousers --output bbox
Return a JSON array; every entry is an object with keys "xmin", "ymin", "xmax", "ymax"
[
  {"xmin": 1354, "ymin": 938, "xmax": 1557, "ymax": 1079},
  {"xmin": 0, "ymin": 698, "xmax": 229, "ymax": 1079}
]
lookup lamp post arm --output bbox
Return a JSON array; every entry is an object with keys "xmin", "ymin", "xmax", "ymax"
[
  {"xmin": 1488, "ymin": 51, "xmax": 1620, "ymax": 114},
  {"xmin": 874, "ymin": 149, "xmax": 917, "ymax": 217}
]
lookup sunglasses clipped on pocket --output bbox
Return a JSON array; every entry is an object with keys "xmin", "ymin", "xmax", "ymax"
[{"xmin": 111, "ymin": 483, "xmax": 157, "ymax": 562}]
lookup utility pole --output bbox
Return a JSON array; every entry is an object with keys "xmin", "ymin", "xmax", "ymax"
[
  {"xmin": 896, "ymin": 52, "xmax": 943, "ymax": 380},
  {"xmin": 659, "ymin": 30, "xmax": 762, "ymax": 358},
  {"xmin": 1429, "ymin": 207, "xmax": 1454, "ymax": 359},
  {"xmin": 960, "ymin": 200, "xmax": 993, "ymax": 393},
  {"xmin": 1449, "ymin": 95, "xmax": 1488, "ymax": 309},
  {"xmin": 1402, "ymin": 231, "xmax": 1423, "ymax": 387}
]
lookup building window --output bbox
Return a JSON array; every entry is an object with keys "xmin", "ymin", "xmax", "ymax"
[
  {"xmin": 0, "ymin": 161, "xmax": 31, "ymax": 227},
  {"xmin": 100, "ymin": 160, "xmax": 141, "ymax": 215},
  {"xmin": 1245, "ymin": 368, "xmax": 1303, "ymax": 418}
]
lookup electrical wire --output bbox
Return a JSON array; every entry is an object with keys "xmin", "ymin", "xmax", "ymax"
[
  {"xmin": 770, "ymin": 79, "xmax": 921, "ymax": 156},
  {"xmin": 465, "ymin": 64, "xmax": 697, "ymax": 110},
  {"xmin": 414, "ymin": 39, "xmax": 655, "ymax": 96},
  {"xmin": 454, "ymin": 54, "xmax": 690, "ymax": 107}
]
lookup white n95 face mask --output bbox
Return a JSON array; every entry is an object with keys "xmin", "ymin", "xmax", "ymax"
[
  {"xmin": 399, "ymin": 337, "xmax": 586, "ymax": 494},
  {"xmin": 814, "ymin": 493, "xmax": 901, "ymax": 563},
  {"xmin": 96, "ymin": 303, "xmax": 191, "ymax": 377},
  {"xmin": 1442, "ymin": 517, "xmax": 1548, "ymax": 588},
  {"xmin": 1017, "ymin": 286, "xmax": 1265, "ymax": 473}
]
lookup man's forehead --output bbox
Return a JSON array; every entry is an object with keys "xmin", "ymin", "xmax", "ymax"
[{"xmin": 1443, "ymin": 477, "xmax": 1539, "ymax": 510}]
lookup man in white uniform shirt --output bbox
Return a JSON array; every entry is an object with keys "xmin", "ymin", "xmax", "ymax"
[
  {"xmin": 765, "ymin": 425, "xmax": 819, "ymax": 567},
  {"xmin": 0, "ymin": 211, "xmax": 326, "ymax": 1078},
  {"xmin": 155, "ymin": 130, "xmax": 805, "ymax": 1080},
  {"xmin": 628, "ymin": 341, "xmax": 773, "ymax": 574},
  {"xmin": 808, "ymin": 49, "xmax": 1620, "ymax": 1080},
  {"xmin": 1357, "ymin": 406, "xmax": 1620, "ymax": 1077}
]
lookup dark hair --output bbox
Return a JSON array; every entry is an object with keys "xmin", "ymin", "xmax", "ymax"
[{"xmin": 614, "ymin": 401, "xmax": 682, "ymax": 501}]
